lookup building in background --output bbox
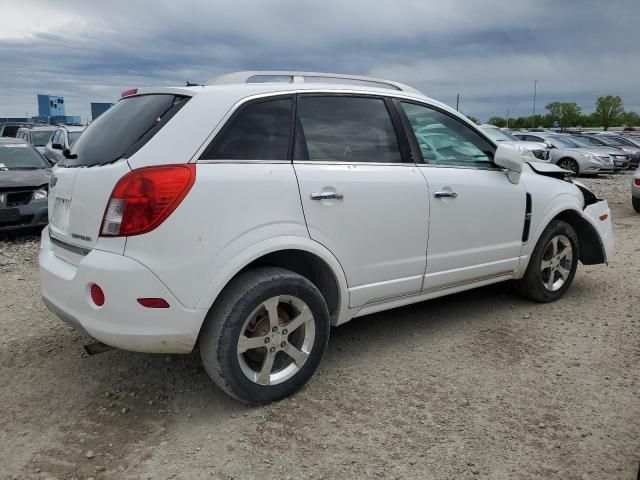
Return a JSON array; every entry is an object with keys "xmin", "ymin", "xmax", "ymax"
[
  {"xmin": 91, "ymin": 102, "xmax": 114, "ymax": 120},
  {"xmin": 38, "ymin": 94, "xmax": 66, "ymax": 117}
]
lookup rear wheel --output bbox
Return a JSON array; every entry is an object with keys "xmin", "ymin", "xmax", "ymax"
[
  {"xmin": 515, "ymin": 220, "xmax": 579, "ymax": 302},
  {"xmin": 200, "ymin": 267, "xmax": 330, "ymax": 404},
  {"xmin": 557, "ymin": 158, "xmax": 579, "ymax": 175},
  {"xmin": 633, "ymin": 196, "xmax": 640, "ymax": 213}
]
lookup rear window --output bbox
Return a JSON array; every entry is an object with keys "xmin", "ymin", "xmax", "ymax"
[
  {"xmin": 65, "ymin": 94, "xmax": 189, "ymax": 167},
  {"xmin": 2, "ymin": 125, "xmax": 19, "ymax": 137}
]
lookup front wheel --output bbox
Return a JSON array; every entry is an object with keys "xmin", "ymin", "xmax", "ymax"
[
  {"xmin": 514, "ymin": 220, "xmax": 579, "ymax": 302},
  {"xmin": 633, "ymin": 196, "xmax": 640, "ymax": 213},
  {"xmin": 199, "ymin": 267, "xmax": 330, "ymax": 404},
  {"xmin": 557, "ymin": 158, "xmax": 579, "ymax": 175}
]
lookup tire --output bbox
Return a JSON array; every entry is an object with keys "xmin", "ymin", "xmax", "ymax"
[
  {"xmin": 514, "ymin": 220, "xmax": 579, "ymax": 303},
  {"xmin": 199, "ymin": 267, "xmax": 330, "ymax": 404},
  {"xmin": 633, "ymin": 196, "xmax": 640, "ymax": 213},
  {"xmin": 557, "ymin": 158, "xmax": 579, "ymax": 175}
]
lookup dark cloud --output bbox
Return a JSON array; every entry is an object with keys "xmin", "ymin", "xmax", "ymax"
[{"xmin": 1, "ymin": 0, "xmax": 638, "ymax": 121}]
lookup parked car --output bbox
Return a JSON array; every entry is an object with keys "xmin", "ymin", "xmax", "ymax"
[
  {"xmin": 632, "ymin": 167, "xmax": 640, "ymax": 213},
  {"xmin": 16, "ymin": 125, "xmax": 57, "ymax": 155},
  {"xmin": 44, "ymin": 125, "xmax": 85, "ymax": 164},
  {"xmin": 565, "ymin": 135, "xmax": 629, "ymax": 170},
  {"xmin": 479, "ymin": 125, "xmax": 550, "ymax": 162},
  {"xmin": 0, "ymin": 138, "xmax": 51, "ymax": 233},
  {"xmin": 39, "ymin": 71, "xmax": 613, "ymax": 404},
  {"xmin": 514, "ymin": 132, "xmax": 614, "ymax": 175},
  {"xmin": 593, "ymin": 134, "xmax": 640, "ymax": 167},
  {"xmin": 0, "ymin": 122, "xmax": 31, "ymax": 138}
]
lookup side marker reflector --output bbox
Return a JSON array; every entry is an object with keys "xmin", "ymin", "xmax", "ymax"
[
  {"xmin": 137, "ymin": 298, "xmax": 170, "ymax": 308},
  {"xmin": 599, "ymin": 214, "xmax": 608, "ymax": 221}
]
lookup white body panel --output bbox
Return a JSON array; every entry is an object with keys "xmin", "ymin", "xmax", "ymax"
[
  {"xmin": 294, "ymin": 163, "xmax": 429, "ymax": 307},
  {"xmin": 420, "ymin": 166, "xmax": 526, "ymax": 289},
  {"xmin": 38, "ymin": 80, "xmax": 614, "ymax": 353}
]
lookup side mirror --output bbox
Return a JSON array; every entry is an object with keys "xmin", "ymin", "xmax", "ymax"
[
  {"xmin": 52, "ymin": 143, "xmax": 63, "ymax": 150},
  {"xmin": 494, "ymin": 143, "xmax": 523, "ymax": 184}
]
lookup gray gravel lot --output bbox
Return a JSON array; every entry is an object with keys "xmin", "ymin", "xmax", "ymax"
[{"xmin": 1, "ymin": 171, "xmax": 638, "ymax": 480}]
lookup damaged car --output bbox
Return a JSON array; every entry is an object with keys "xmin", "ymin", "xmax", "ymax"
[{"xmin": 0, "ymin": 138, "xmax": 51, "ymax": 233}]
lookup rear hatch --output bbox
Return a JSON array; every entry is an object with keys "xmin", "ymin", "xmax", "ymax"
[{"xmin": 48, "ymin": 93, "xmax": 191, "ymax": 261}]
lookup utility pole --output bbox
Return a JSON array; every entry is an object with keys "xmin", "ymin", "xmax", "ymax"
[
  {"xmin": 506, "ymin": 108, "xmax": 510, "ymax": 128},
  {"xmin": 456, "ymin": 93, "xmax": 460, "ymax": 111},
  {"xmin": 531, "ymin": 80, "xmax": 538, "ymax": 128}
]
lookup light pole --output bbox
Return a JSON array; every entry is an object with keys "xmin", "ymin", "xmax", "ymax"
[{"xmin": 531, "ymin": 80, "xmax": 538, "ymax": 128}]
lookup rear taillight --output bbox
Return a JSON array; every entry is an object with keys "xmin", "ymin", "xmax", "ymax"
[
  {"xmin": 100, "ymin": 164, "xmax": 196, "ymax": 237},
  {"xmin": 635, "ymin": 178, "xmax": 640, "ymax": 186}
]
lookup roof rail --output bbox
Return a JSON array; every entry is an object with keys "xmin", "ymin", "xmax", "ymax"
[{"xmin": 206, "ymin": 71, "xmax": 422, "ymax": 94}]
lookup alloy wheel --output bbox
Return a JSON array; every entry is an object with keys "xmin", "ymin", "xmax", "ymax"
[
  {"xmin": 540, "ymin": 234, "xmax": 573, "ymax": 292},
  {"xmin": 236, "ymin": 295, "xmax": 315, "ymax": 386}
]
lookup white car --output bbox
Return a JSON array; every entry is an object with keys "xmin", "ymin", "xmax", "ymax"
[
  {"xmin": 479, "ymin": 124, "xmax": 550, "ymax": 162},
  {"xmin": 39, "ymin": 71, "xmax": 614, "ymax": 404}
]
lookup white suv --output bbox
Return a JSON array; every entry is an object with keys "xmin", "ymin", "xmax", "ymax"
[{"xmin": 39, "ymin": 71, "xmax": 613, "ymax": 404}]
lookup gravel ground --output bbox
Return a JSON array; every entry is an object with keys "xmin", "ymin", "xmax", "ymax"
[{"xmin": 1, "ymin": 171, "xmax": 638, "ymax": 480}]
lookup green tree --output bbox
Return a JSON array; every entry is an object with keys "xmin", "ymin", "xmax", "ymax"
[
  {"xmin": 488, "ymin": 116, "xmax": 506, "ymax": 127},
  {"xmin": 595, "ymin": 95, "xmax": 624, "ymax": 130},
  {"xmin": 466, "ymin": 115, "xmax": 478, "ymax": 124},
  {"xmin": 546, "ymin": 102, "xmax": 562, "ymax": 123},
  {"xmin": 621, "ymin": 111, "xmax": 640, "ymax": 128},
  {"xmin": 558, "ymin": 103, "xmax": 581, "ymax": 131}
]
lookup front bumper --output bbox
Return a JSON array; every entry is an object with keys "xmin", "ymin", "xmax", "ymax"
[
  {"xmin": 39, "ymin": 227, "xmax": 206, "ymax": 353},
  {"xmin": 0, "ymin": 198, "xmax": 48, "ymax": 233}
]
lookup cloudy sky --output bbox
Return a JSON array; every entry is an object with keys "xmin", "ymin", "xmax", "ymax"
[{"xmin": 1, "ymin": 0, "xmax": 638, "ymax": 122}]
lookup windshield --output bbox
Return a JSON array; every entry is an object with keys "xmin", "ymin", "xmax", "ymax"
[
  {"xmin": 481, "ymin": 127, "xmax": 518, "ymax": 142},
  {"xmin": 549, "ymin": 135, "xmax": 580, "ymax": 148},
  {"xmin": 578, "ymin": 135, "xmax": 605, "ymax": 146},
  {"xmin": 568, "ymin": 136, "xmax": 592, "ymax": 147},
  {"xmin": 67, "ymin": 94, "xmax": 189, "ymax": 167},
  {"xmin": 68, "ymin": 131, "xmax": 82, "ymax": 146},
  {"xmin": 0, "ymin": 143, "xmax": 49, "ymax": 169},
  {"xmin": 30, "ymin": 130, "xmax": 55, "ymax": 146}
]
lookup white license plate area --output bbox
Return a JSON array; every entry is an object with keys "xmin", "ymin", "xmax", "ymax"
[{"xmin": 50, "ymin": 197, "xmax": 71, "ymax": 233}]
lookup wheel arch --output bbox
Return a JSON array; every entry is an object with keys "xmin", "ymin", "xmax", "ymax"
[
  {"xmin": 195, "ymin": 237, "xmax": 349, "ymax": 325},
  {"xmin": 552, "ymin": 209, "xmax": 606, "ymax": 265}
]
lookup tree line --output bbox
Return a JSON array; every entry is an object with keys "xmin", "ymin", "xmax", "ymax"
[{"xmin": 487, "ymin": 96, "xmax": 639, "ymax": 131}]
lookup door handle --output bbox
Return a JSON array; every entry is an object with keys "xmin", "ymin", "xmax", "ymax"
[
  {"xmin": 310, "ymin": 192, "xmax": 344, "ymax": 201},
  {"xmin": 433, "ymin": 191, "xmax": 458, "ymax": 199}
]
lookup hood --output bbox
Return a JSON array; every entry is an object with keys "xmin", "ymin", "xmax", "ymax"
[
  {"xmin": 514, "ymin": 140, "xmax": 547, "ymax": 151},
  {"xmin": 0, "ymin": 168, "xmax": 52, "ymax": 189},
  {"xmin": 582, "ymin": 146, "xmax": 627, "ymax": 156},
  {"xmin": 574, "ymin": 147, "xmax": 610, "ymax": 157}
]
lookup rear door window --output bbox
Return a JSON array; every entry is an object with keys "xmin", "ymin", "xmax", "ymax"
[
  {"xmin": 295, "ymin": 95, "xmax": 402, "ymax": 163},
  {"xmin": 65, "ymin": 94, "xmax": 189, "ymax": 167},
  {"xmin": 200, "ymin": 97, "xmax": 293, "ymax": 160}
]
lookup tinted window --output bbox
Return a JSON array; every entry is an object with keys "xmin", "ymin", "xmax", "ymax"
[
  {"xmin": 67, "ymin": 94, "xmax": 189, "ymax": 167},
  {"xmin": 296, "ymin": 96, "xmax": 402, "ymax": 163},
  {"xmin": 401, "ymin": 102, "xmax": 493, "ymax": 166},
  {"xmin": 200, "ymin": 98, "xmax": 292, "ymax": 160},
  {"xmin": 2, "ymin": 125, "xmax": 19, "ymax": 137},
  {"xmin": 68, "ymin": 131, "xmax": 82, "ymax": 146}
]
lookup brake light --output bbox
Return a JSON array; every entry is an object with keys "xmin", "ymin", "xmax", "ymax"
[
  {"xmin": 121, "ymin": 88, "xmax": 138, "ymax": 97},
  {"xmin": 100, "ymin": 164, "xmax": 196, "ymax": 237}
]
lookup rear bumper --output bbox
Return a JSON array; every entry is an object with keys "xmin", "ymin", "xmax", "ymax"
[
  {"xmin": 39, "ymin": 227, "xmax": 206, "ymax": 353},
  {"xmin": 0, "ymin": 199, "xmax": 48, "ymax": 233}
]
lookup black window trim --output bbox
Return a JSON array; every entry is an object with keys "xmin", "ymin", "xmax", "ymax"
[
  {"xmin": 393, "ymin": 98, "xmax": 501, "ymax": 170},
  {"xmin": 293, "ymin": 92, "xmax": 414, "ymax": 165},
  {"xmin": 198, "ymin": 94, "xmax": 295, "ymax": 162}
]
